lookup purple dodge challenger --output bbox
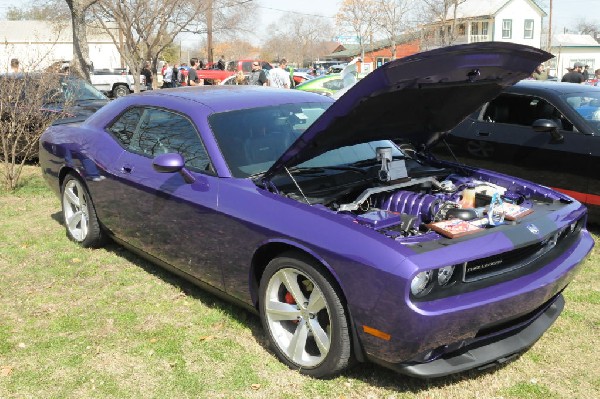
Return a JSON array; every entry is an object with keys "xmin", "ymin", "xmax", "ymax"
[{"xmin": 40, "ymin": 43, "xmax": 594, "ymax": 379}]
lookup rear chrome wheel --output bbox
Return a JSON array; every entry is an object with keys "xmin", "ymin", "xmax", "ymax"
[
  {"xmin": 467, "ymin": 140, "xmax": 495, "ymax": 158},
  {"xmin": 259, "ymin": 254, "xmax": 351, "ymax": 377},
  {"xmin": 61, "ymin": 174, "xmax": 105, "ymax": 247}
]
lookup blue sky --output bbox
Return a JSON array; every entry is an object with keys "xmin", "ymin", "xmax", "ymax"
[
  {"xmin": 0, "ymin": 0, "xmax": 593, "ymax": 40},
  {"xmin": 256, "ymin": 0, "xmax": 592, "ymax": 38}
]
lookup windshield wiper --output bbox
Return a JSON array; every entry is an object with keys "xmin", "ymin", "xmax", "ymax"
[
  {"xmin": 287, "ymin": 165, "xmax": 368, "ymax": 175},
  {"xmin": 348, "ymin": 155, "xmax": 406, "ymax": 168}
]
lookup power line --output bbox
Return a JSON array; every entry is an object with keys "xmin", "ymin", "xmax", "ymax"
[{"xmin": 256, "ymin": 5, "xmax": 336, "ymax": 19}]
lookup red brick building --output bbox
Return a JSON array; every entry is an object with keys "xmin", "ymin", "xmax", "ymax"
[{"xmin": 325, "ymin": 37, "xmax": 421, "ymax": 73}]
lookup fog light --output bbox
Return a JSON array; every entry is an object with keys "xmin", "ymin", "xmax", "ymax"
[
  {"xmin": 437, "ymin": 265, "xmax": 456, "ymax": 286},
  {"xmin": 569, "ymin": 221, "xmax": 577, "ymax": 232},
  {"xmin": 411, "ymin": 271, "xmax": 432, "ymax": 296}
]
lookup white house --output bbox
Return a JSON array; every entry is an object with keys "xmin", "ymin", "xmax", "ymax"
[
  {"xmin": 550, "ymin": 34, "xmax": 600, "ymax": 80},
  {"xmin": 0, "ymin": 20, "xmax": 123, "ymax": 72},
  {"xmin": 423, "ymin": 0, "xmax": 546, "ymax": 49}
]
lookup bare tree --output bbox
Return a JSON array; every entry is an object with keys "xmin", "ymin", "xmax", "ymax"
[
  {"xmin": 0, "ymin": 74, "xmax": 72, "ymax": 191},
  {"xmin": 575, "ymin": 18, "xmax": 600, "ymax": 36},
  {"xmin": 261, "ymin": 22, "xmax": 293, "ymax": 64},
  {"xmin": 90, "ymin": 0, "xmax": 208, "ymax": 92},
  {"xmin": 262, "ymin": 15, "xmax": 334, "ymax": 67},
  {"xmin": 374, "ymin": 0, "xmax": 415, "ymax": 59},
  {"xmin": 6, "ymin": 0, "xmax": 69, "ymax": 20},
  {"xmin": 336, "ymin": 0, "xmax": 378, "ymax": 60},
  {"xmin": 418, "ymin": 0, "xmax": 465, "ymax": 47},
  {"xmin": 289, "ymin": 15, "xmax": 334, "ymax": 67},
  {"xmin": 183, "ymin": 0, "xmax": 254, "ymax": 63},
  {"xmin": 65, "ymin": 0, "xmax": 99, "ymax": 82}
]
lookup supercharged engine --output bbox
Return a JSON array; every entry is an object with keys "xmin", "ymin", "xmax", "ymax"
[
  {"xmin": 339, "ymin": 174, "xmax": 519, "ymax": 238},
  {"xmin": 274, "ymin": 146, "xmax": 549, "ymax": 240}
]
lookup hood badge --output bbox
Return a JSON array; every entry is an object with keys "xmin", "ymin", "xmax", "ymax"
[{"xmin": 527, "ymin": 224, "xmax": 540, "ymax": 235}]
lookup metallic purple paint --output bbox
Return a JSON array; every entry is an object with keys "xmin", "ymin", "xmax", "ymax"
[{"xmin": 38, "ymin": 42, "xmax": 594, "ymax": 379}]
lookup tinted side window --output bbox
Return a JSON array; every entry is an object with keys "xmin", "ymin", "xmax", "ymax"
[
  {"xmin": 482, "ymin": 94, "xmax": 574, "ymax": 131},
  {"xmin": 107, "ymin": 107, "xmax": 144, "ymax": 147},
  {"xmin": 112, "ymin": 107, "xmax": 212, "ymax": 172}
]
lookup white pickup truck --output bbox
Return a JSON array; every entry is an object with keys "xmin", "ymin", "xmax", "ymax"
[{"xmin": 90, "ymin": 68, "xmax": 147, "ymax": 98}]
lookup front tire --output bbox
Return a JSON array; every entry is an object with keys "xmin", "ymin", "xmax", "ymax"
[
  {"xmin": 61, "ymin": 174, "xmax": 105, "ymax": 248},
  {"xmin": 259, "ymin": 254, "xmax": 352, "ymax": 378}
]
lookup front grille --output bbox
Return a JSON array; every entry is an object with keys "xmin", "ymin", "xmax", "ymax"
[
  {"xmin": 463, "ymin": 242, "xmax": 546, "ymax": 282},
  {"xmin": 462, "ymin": 219, "xmax": 581, "ymax": 282}
]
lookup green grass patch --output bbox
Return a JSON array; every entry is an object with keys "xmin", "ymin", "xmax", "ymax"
[
  {"xmin": 1, "ymin": 165, "xmax": 599, "ymax": 399},
  {"xmin": 502, "ymin": 381, "xmax": 557, "ymax": 398}
]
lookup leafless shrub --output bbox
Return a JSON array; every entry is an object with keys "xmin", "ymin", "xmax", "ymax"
[{"xmin": 0, "ymin": 73, "xmax": 72, "ymax": 191}]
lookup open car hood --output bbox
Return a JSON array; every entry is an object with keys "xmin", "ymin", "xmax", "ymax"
[{"xmin": 264, "ymin": 42, "xmax": 551, "ymax": 180}]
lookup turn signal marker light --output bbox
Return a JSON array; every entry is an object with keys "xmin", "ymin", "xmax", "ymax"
[{"xmin": 363, "ymin": 325, "xmax": 391, "ymax": 341}]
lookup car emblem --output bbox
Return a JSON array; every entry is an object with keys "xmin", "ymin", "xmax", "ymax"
[{"xmin": 527, "ymin": 224, "xmax": 540, "ymax": 235}]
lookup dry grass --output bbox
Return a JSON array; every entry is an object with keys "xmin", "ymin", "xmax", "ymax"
[{"xmin": 0, "ymin": 166, "xmax": 598, "ymax": 398}]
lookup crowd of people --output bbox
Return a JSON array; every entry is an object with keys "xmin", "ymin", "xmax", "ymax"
[
  {"xmin": 530, "ymin": 61, "xmax": 600, "ymax": 86},
  {"xmin": 151, "ymin": 57, "xmax": 295, "ymax": 89}
]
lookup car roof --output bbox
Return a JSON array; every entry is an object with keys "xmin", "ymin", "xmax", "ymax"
[
  {"xmin": 117, "ymin": 85, "xmax": 333, "ymax": 114},
  {"xmin": 511, "ymin": 80, "xmax": 600, "ymax": 95}
]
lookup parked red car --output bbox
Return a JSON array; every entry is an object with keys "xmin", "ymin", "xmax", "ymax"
[{"xmin": 197, "ymin": 60, "xmax": 272, "ymax": 84}]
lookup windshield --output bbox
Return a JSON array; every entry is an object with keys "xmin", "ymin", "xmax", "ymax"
[
  {"xmin": 562, "ymin": 92, "xmax": 600, "ymax": 133},
  {"xmin": 61, "ymin": 77, "xmax": 108, "ymax": 102},
  {"xmin": 210, "ymin": 102, "xmax": 330, "ymax": 177},
  {"xmin": 209, "ymin": 102, "xmax": 404, "ymax": 178}
]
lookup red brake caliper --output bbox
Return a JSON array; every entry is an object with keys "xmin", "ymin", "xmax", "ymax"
[{"xmin": 284, "ymin": 292, "xmax": 299, "ymax": 324}]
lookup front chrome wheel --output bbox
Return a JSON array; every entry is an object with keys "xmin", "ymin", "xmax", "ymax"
[
  {"xmin": 264, "ymin": 267, "xmax": 331, "ymax": 367},
  {"xmin": 259, "ymin": 254, "xmax": 351, "ymax": 377}
]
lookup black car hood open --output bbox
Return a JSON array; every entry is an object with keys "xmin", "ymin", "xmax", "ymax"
[{"xmin": 264, "ymin": 42, "xmax": 551, "ymax": 180}]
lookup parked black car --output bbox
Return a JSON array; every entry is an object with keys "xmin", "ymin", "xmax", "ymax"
[
  {"xmin": 1, "ymin": 73, "xmax": 109, "ymax": 159},
  {"xmin": 431, "ymin": 80, "xmax": 600, "ymax": 222}
]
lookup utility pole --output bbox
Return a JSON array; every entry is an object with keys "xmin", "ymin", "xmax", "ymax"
[
  {"xmin": 547, "ymin": 0, "xmax": 553, "ymax": 51},
  {"xmin": 207, "ymin": 0, "xmax": 214, "ymax": 64}
]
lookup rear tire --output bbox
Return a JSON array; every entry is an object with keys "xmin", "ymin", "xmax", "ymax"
[
  {"xmin": 61, "ymin": 173, "xmax": 105, "ymax": 248},
  {"xmin": 259, "ymin": 254, "xmax": 352, "ymax": 378},
  {"xmin": 112, "ymin": 84, "xmax": 130, "ymax": 98}
]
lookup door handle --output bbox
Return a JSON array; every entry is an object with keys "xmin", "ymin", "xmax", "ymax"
[{"xmin": 121, "ymin": 164, "xmax": 133, "ymax": 174}]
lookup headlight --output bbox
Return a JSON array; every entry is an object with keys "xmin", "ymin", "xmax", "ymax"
[
  {"xmin": 411, "ymin": 270, "xmax": 432, "ymax": 296},
  {"xmin": 437, "ymin": 265, "xmax": 455, "ymax": 286}
]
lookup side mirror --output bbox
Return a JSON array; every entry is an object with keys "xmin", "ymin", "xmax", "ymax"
[
  {"xmin": 153, "ymin": 153, "xmax": 184, "ymax": 173},
  {"xmin": 153, "ymin": 153, "xmax": 195, "ymax": 184},
  {"xmin": 532, "ymin": 118, "xmax": 564, "ymax": 143}
]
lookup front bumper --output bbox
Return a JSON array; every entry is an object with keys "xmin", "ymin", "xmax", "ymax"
[{"xmin": 368, "ymin": 293, "xmax": 564, "ymax": 378}]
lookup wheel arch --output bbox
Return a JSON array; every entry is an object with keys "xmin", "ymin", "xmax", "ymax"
[
  {"xmin": 58, "ymin": 166, "xmax": 80, "ymax": 190},
  {"xmin": 249, "ymin": 240, "xmax": 344, "ymax": 307},
  {"xmin": 249, "ymin": 239, "xmax": 366, "ymax": 362}
]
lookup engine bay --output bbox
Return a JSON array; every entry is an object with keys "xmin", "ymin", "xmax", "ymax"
[{"xmin": 268, "ymin": 146, "xmax": 565, "ymax": 240}]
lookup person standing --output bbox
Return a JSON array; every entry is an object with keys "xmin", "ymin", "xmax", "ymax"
[
  {"xmin": 187, "ymin": 58, "xmax": 202, "ymax": 86},
  {"xmin": 582, "ymin": 65, "xmax": 590, "ymax": 81},
  {"xmin": 10, "ymin": 58, "xmax": 19, "ymax": 73},
  {"xmin": 217, "ymin": 55, "xmax": 226, "ymax": 70},
  {"xmin": 162, "ymin": 61, "xmax": 173, "ymax": 88},
  {"xmin": 172, "ymin": 63, "xmax": 180, "ymax": 87},
  {"xmin": 269, "ymin": 58, "xmax": 291, "ymax": 89},
  {"xmin": 531, "ymin": 64, "xmax": 548, "ymax": 80},
  {"xmin": 593, "ymin": 69, "xmax": 600, "ymax": 86},
  {"xmin": 142, "ymin": 62, "xmax": 153, "ymax": 90},
  {"xmin": 561, "ymin": 62, "xmax": 585, "ymax": 84},
  {"xmin": 249, "ymin": 61, "xmax": 267, "ymax": 86}
]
